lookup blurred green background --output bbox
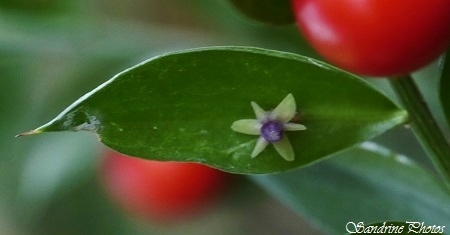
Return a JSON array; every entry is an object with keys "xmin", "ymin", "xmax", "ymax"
[{"xmin": 1, "ymin": 0, "xmax": 446, "ymax": 234}]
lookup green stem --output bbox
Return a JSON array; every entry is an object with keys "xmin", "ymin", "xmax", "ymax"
[{"xmin": 390, "ymin": 75, "xmax": 450, "ymax": 189}]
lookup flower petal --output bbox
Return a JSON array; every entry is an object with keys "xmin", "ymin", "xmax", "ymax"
[
  {"xmin": 231, "ymin": 119, "xmax": 261, "ymax": 135},
  {"xmin": 251, "ymin": 101, "xmax": 267, "ymax": 121},
  {"xmin": 283, "ymin": 123, "xmax": 307, "ymax": 131},
  {"xmin": 270, "ymin": 93, "xmax": 296, "ymax": 122},
  {"xmin": 273, "ymin": 135, "xmax": 295, "ymax": 161},
  {"xmin": 251, "ymin": 137, "xmax": 269, "ymax": 158}
]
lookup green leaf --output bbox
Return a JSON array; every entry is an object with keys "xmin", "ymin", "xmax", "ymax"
[
  {"xmin": 251, "ymin": 143, "xmax": 450, "ymax": 235},
  {"xmin": 344, "ymin": 221, "xmax": 447, "ymax": 235},
  {"xmin": 228, "ymin": 0, "xmax": 295, "ymax": 25},
  {"xmin": 23, "ymin": 47, "xmax": 407, "ymax": 173},
  {"xmin": 439, "ymin": 52, "xmax": 450, "ymax": 125}
]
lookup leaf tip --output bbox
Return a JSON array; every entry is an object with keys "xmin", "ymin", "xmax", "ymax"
[{"xmin": 15, "ymin": 129, "xmax": 43, "ymax": 137}]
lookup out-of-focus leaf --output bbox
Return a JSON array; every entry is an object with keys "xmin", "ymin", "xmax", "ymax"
[
  {"xmin": 228, "ymin": 0, "xmax": 294, "ymax": 25},
  {"xmin": 251, "ymin": 142, "xmax": 450, "ymax": 235},
  {"xmin": 0, "ymin": 0, "xmax": 62, "ymax": 12},
  {"xmin": 16, "ymin": 133, "xmax": 98, "ymax": 223},
  {"xmin": 439, "ymin": 52, "xmax": 450, "ymax": 124},
  {"xmin": 25, "ymin": 47, "xmax": 407, "ymax": 173}
]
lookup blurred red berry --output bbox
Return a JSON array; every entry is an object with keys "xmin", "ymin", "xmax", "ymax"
[{"xmin": 99, "ymin": 150, "xmax": 229, "ymax": 222}]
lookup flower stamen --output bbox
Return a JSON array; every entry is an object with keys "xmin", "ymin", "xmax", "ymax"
[
  {"xmin": 231, "ymin": 94, "xmax": 307, "ymax": 161},
  {"xmin": 261, "ymin": 120, "xmax": 284, "ymax": 143}
]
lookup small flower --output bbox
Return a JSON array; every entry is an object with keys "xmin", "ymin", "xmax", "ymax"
[{"xmin": 231, "ymin": 94, "xmax": 307, "ymax": 161}]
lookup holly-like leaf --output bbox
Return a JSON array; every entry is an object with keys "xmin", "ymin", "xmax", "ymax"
[
  {"xmin": 228, "ymin": 0, "xmax": 294, "ymax": 25},
  {"xmin": 21, "ymin": 47, "xmax": 407, "ymax": 173},
  {"xmin": 439, "ymin": 52, "xmax": 450, "ymax": 124},
  {"xmin": 252, "ymin": 143, "xmax": 450, "ymax": 235}
]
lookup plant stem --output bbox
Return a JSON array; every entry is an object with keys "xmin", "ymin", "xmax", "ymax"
[{"xmin": 389, "ymin": 75, "xmax": 450, "ymax": 189}]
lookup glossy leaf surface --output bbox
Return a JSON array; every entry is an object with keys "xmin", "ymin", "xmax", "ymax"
[
  {"xmin": 26, "ymin": 47, "xmax": 407, "ymax": 173},
  {"xmin": 252, "ymin": 143, "xmax": 450, "ymax": 234}
]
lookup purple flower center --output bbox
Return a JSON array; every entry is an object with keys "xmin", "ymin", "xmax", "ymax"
[{"xmin": 261, "ymin": 120, "xmax": 283, "ymax": 143}]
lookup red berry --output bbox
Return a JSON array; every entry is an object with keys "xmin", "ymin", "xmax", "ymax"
[
  {"xmin": 99, "ymin": 150, "xmax": 229, "ymax": 221},
  {"xmin": 292, "ymin": 0, "xmax": 450, "ymax": 76}
]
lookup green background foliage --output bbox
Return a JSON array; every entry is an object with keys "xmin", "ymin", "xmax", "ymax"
[
  {"xmin": 253, "ymin": 143, "xmax": 450, "ymax": 234},
  {"xmin": 228, "ymin": 0, "xmax": 294, "ymax": 24},
  {"xmin": 440, "ymin": 52, "xmax": 450, "ymax": 125}
]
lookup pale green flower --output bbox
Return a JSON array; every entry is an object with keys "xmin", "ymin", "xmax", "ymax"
[{"xmin": 231, "ymin": 94, "xmax": 307, "ymax": 161}]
